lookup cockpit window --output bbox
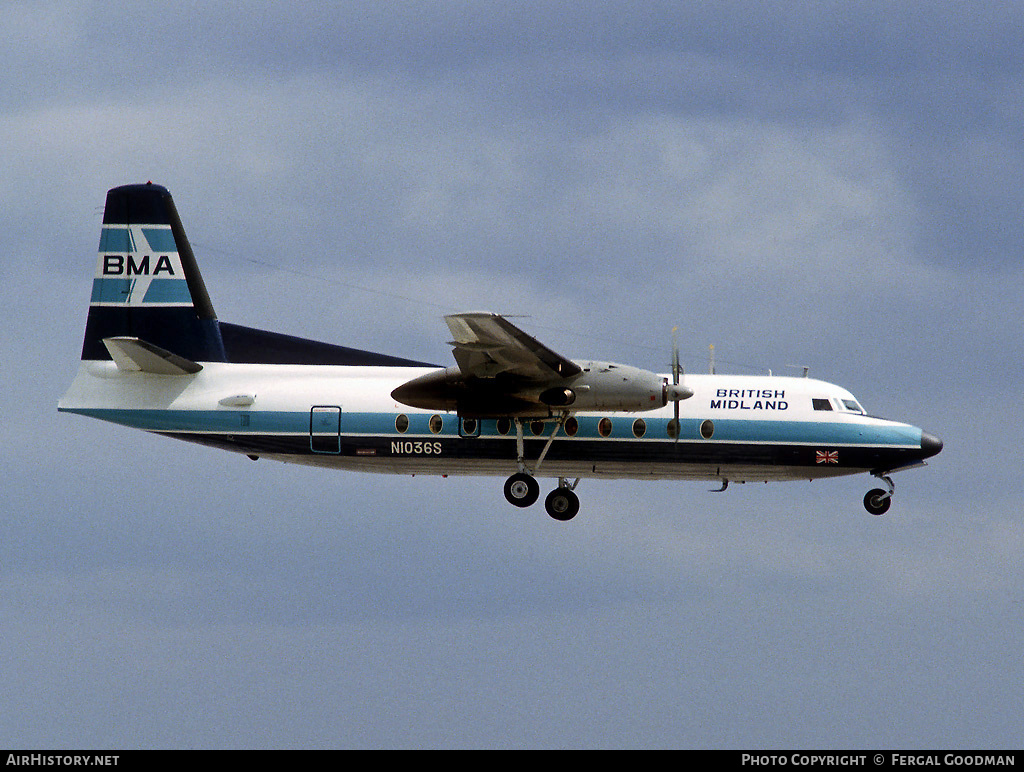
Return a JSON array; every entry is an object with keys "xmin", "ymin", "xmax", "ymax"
[
  {"xmin": 812, "ymin": 398, "xmax": 833, "ymax": 411},
  {"xmin": 842, "ymin": 399, "xmax": 864, "ymax": 414}
]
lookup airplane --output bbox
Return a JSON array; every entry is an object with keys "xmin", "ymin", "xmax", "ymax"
[{"xmin": 59, "ymin": 183, "xmax": 943, "ymax": 521}]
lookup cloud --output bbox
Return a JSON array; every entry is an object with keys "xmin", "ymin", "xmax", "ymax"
[{"xmin": 3, "ymin": 0, "xmax": 1023, "ymax": 749}]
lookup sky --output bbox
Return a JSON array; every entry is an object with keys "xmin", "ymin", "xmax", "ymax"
[{"xmin": 2, "ymin": 0, "xmax": 1023, "ymax": 749}]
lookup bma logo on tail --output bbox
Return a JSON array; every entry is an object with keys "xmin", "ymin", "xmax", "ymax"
[
  {"xmin": 91, "ymin": 224, "xmax": 191, "ymax": 307},
  {"xmin": 102, "ymin": 254, "xmax": 176, "ymax": 276}
]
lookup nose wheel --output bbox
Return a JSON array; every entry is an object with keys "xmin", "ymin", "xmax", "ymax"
[
  {"xmin": 863, "ymin": 489, "xmax": 892, "ymax": 515},
  {"xmin": 864, "ymin": 473, "xmax": 895, "ymax": 515}
]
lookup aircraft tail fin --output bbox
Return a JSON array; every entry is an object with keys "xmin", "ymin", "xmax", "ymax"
[{"xmin": 81, "ymin": 183, "xmax": 226, "ymax": 363}]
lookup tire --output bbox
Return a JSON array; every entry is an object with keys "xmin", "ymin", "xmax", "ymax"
[
  {"xmin": 544, "ymin": 488, "xmax": 580, "ymax": 521},
  {"xmin": 504, "ymin": 473, "xmax": 540, "ymax": 508},
  {"xmin": 864, "ymin": 488, "xmax": 891, "ymax": 516}
]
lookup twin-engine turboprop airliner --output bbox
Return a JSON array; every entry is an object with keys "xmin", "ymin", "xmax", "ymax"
[{"xmin": 59, "ymin": 183, "xmax": 942, "ymax": 521}]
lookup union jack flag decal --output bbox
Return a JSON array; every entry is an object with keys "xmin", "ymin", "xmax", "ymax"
[{"xmin": 816, "ymin": 450, "xmax": 839, "ymax": 464}]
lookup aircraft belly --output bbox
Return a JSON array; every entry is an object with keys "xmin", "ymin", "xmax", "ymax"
[
  {"xmin": 155, "ymin": 428, "xmax": 910, "ymax": 483},
  {"xmin": 255, "ymin": 455, "xmax": 862, "ymax": 483}
]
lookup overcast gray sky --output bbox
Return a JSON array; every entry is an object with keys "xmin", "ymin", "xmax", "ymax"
[{"xmin": 3, "ymin": 1, "xmax": 1022, "ymax": 749}]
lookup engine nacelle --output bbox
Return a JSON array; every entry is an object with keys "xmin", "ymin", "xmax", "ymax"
[
  {"xmin": 545, "ymin": 360, "xmax": 668, "ymax": 412},
  {"xmin": 538, "ymin": 361, "xmax": 694, "ymax": 412},
  {"xmin": 390, "ymin": 367, "xmax": 541, "ymax": 416},
  {"xmin": 391, "ymin": 360, "xmax": 693, "ymax": 417}
]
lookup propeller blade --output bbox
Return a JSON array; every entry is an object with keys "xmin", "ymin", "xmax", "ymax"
[
  {"xmin": 671, "ymin": 327, "xmax": 681, "ymax": 441},
  {"xmin": 671, "ymin": 327, "xmax": 680, "ymax": 385}
]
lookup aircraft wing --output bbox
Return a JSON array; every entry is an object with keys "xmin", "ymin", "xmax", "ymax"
[
  {"xmin": 444, "ymin": 313, "xmax": 582, "ymax": 381},
  {"xmin": 393, "ymin": 312, "xmax": 675, "ymax": 416}
]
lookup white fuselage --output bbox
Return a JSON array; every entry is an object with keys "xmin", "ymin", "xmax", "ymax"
[{"xmin": 60, "ymin": 361, "xmax": 928, "ymax": 484}]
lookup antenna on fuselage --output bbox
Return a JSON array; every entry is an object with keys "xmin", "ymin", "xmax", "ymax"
[
  {"xmin": 786, "ymin": 365, "xmax": 810, "ymax": 378},
  {"xmin": 709, "ymin": 344, "xmax": 715, "ymax": 374}
]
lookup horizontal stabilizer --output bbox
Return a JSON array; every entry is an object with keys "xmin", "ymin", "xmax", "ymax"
[{"xmin": 102, "ymin": 337, "xmax": 203, "ymax": 375}]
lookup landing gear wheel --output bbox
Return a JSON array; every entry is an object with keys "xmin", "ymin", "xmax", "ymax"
[
  {"xmin": 864, "ymin": 488, "xmax": 891, "ymax": 516},
  {"xmin": 544, "ymin": 487, "xmax": 580, "ymax": 521},
  {"xmin": 504, "ymin": 473, "xmax": 540, "ymax": 508}
]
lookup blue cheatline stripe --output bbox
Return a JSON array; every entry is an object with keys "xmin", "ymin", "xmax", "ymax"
[
  {"xmin": 98, "ymin": 227, "xmax": 134, "ymax": 252},
  {"xmin": 60, "ymin": 408, "xmax": 309, "ymax": 434},
  {"xmin": 683, "ymin": 418, "xmax": 921, "ymax": 447},
  {"xmin": 91, "ymin": 277, "xmax": 133, "ymax": 303},
  {"xmin": 142, "ymin": 279, "xmax": 192, "ymax": 304},
  {"xmin": 89, "ymin": 278, "xmax": 192, "ymax": 305},
  {"xmin": 57, "ymin": 408, "xmax": 922, "ymax": 448},
  {"xmin": 465, "ymin": 415, "xmax": 918, "ymax": 446},
  {"xmin": 98, "ymin": 226, "xmax": 176, "ymax": 253},
  {"xmin": 141, "ymin": 228, "xmax": 177, "ymax": 252}
]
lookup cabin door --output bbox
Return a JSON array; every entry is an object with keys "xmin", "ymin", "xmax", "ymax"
[{"xmin": 310, "ymin": 406, "xmax": 342, "ymax": 454}]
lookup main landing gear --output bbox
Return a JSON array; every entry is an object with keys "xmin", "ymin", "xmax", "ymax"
[
  {"xmin": 503, "ymin": 472, "xmax": 539, "ymax": 508},
  {"xmin": 545, "ymin": 483, "xmax": 581, "ymax": 521},
  {"xmin": 503, "ymin": 415, "xmax": 581, "ymax": 521},
  {"xmin": 863, "ymin": 472, "xmax": 895, "ymax": 516},
  {"xmin": 504, "ymin": 472, "xmax": 580, "ymax": 521}
]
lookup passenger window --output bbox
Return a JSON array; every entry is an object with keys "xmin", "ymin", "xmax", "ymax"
[
  {"xmin": 496, "ymin": 418, "xmax": 512, "ymax": 435},
  {"xmin": 564, "ymin": 417, "xmax": 579, "ymax": 437},
  {"xmin": 812, "ymin": 398, "xmax": 833, "ymax": 411},
  {"xmin": 395, "ymin": 414, "xmax": 409, "ymax": 433},
  {"xmin": 429, "ymin": 414, "xmax": 443, "ymax": 433},
  {"xmin": 666, "ymin": 419, "xmax": 680, "ymax": 439},
  {"xmin": 598, "ymin": 418, "xmax": 612, "ymax": 437},
  {"xmin": 632, "ymin": 418, "xmax": 646, "ymax": 438}
]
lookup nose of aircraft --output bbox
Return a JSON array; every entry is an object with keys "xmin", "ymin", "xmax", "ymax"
[{"xmin": 920, "ymin": 430, "xmax": 943, "ymax": 459}]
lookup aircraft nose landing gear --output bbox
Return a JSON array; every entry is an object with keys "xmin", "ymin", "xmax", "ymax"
[
  {"xmin": 863, "ymin": 488, "xmax": 891, "ymax": 516},
  {"xmin": 864, "ymin": 473, "xmax": 895, "ymax": 515}
]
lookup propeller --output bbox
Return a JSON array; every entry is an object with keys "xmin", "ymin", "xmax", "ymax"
[{"xmin": 666, "ymin": 327, "xmax": 693, "ymax": 440}]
